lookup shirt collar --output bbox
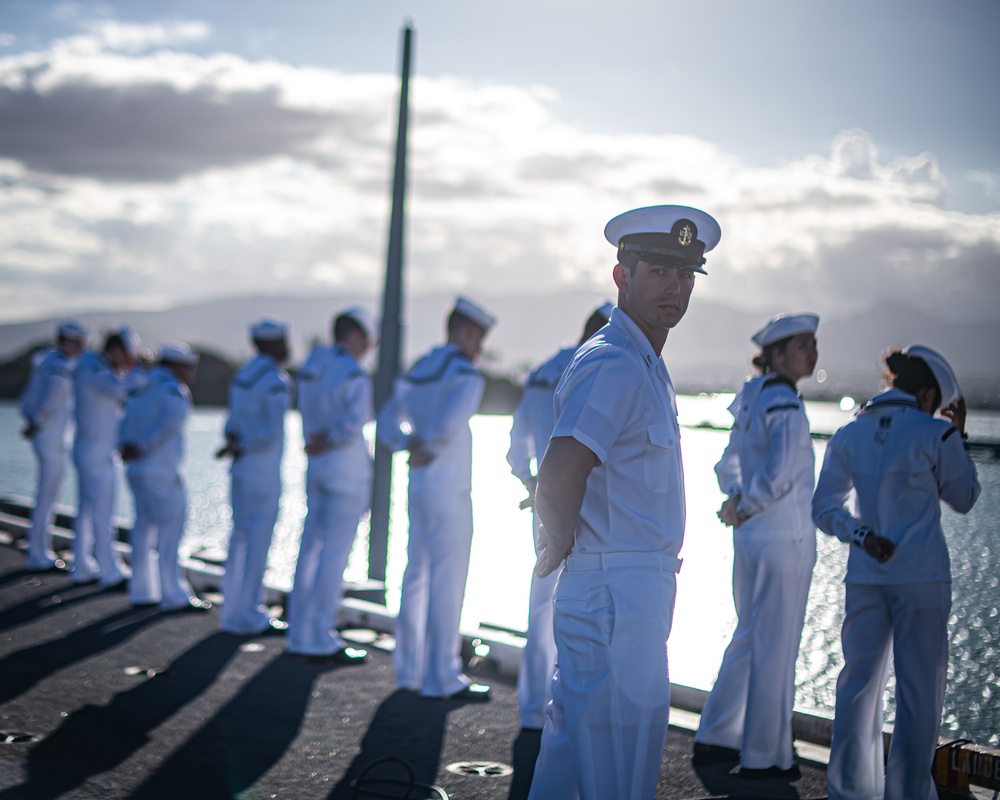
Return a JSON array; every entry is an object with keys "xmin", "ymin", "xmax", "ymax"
[
  {"xmin": 609, "ymin": 307, "xmax": 660, "ymax": 370},
  {"xmin": 860, "ymin": 387, "xmax": 920, "ymax": 413}
]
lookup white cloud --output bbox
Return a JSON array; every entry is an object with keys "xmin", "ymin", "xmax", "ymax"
[
  {"xmin": 968, "ymin": 170, "xmax": 1000, "ymax": 201},
  {"xmin": 0, "ymin": 27, "xmax": 997, "ymax": 330}
]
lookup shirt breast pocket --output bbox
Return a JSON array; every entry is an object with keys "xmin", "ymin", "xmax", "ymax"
[{"xmin": 644, "ymin": 423, "xmax": 679, "ymax": 493}]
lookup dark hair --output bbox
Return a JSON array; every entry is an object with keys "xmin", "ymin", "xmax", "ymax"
[
  {"xmin": 883, "ymin": 349, "xmax": 940, "ymax": 399},
  {"xmin": 618, "ymin": 252, "xmax": 640, "ymax": 275},
  {"xmin": 447, "ymin": 310, "xmax": 482, "ymax": 337},
  {"xmin": 579, "ymin": 310, "xmax": 608, "ymax": 343},
  {"xmin": 104, "ymin": 332, "xmax": 126, "ymax": 353},
  {"xmin": 333, "ymin": 314, "xmax": 364, "ymax": 343},
  {"xmin": 751, "ymin": 337, "xmax": 792, "ymax": 375}
]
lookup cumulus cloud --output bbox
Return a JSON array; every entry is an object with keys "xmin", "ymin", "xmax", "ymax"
[{"xmin": 0, "ymin": 22, "xmax": 997, "ymax": 332}]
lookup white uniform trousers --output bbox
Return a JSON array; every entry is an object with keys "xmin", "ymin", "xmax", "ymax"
[
  {"xmin": 26, "ymin": 432, "xmax": 69, "ymax": 570},
  {"xmin": 287, "ymin": 478, "xmax": 368, "ymax": 655},
  {"xmin": 518, "ymin": 514, "xmax": 559, "ymax": 729},
  {"xmin": 827, "ymin": 582, "xmax": 950, "ymax": 800},
  {"xmin": 72, "ymin": 452, "xmax": 128, "ymax": 586},
  {"xmin": 696, "ymin": 536, "xmax": 815, "ymax": 769},
  {"xmin": 528, "ymin": 559, "xmax": 678, "ymax": 800},
  {"xmin": 220, "ymin": 475, "xmax": 281, "ymax": 634},
  {"xmin": 127, "ymin": 473, "xmax": 194, "ymax": 609},
  {"xmin": 394, "ymin": 489, "xmax": 474, "ymax": 697}
]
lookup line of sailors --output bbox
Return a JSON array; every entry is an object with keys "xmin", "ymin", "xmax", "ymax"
[{"xmin": 16, "ymin": 203, "xmax": 983, "ymax": 799}]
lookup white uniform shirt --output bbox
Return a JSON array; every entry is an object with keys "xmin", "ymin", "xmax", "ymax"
[
  {"xmin": 377, "ymin": 343, "xmax": 485, "ymax": 493},
  {"xmin": 552, "ymin": 309, "xmax": 685, "ymax": 556},
  {"xmin": 119, "ymin": 366, "xmax": 191, "ymax": 481},
  {"xmin": 224, "ymin": 354, "xmax": 291, "ymax": 482},
  {"xmin": 812, "ymin": 388, "xmax": 981, "ymax": 584},
  {"xmin": 715, "ymin": 374, "xmax": 816, "ymax": 541},
  {"xmin": 20, "ymin": 348, "xmax": 77, "ymax": 444},
  {"xmin": 74, "ymin": 350, "xmax": 144, "ymax": 454},
  {"xmin": 507, "ymin": 346, "xmax": 577, "ymax": 485},
  {"xmin": 298, "ymin": 344, "xmax": 373, "ymax": 487}
]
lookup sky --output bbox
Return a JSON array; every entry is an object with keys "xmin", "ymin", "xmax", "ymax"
[{"xmin": 1, "ymin": 0, "xmax": 998, "ymax": 332}]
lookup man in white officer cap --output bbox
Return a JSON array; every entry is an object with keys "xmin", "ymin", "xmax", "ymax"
[
  {"xmin": 528, "ymin": 205, "xmax": 721, "ymax": 799},
  {"xmin": 120, "ymin": 343, "xmax": 209, "ymax": 611},
  {"xmin": 377, "ymin": 295, "xmax": 497, "ymax": 700},
  {"xmin": 71, "ymin": 325, "xmax": 145, "ymax": 589},
  {"xmin": 216, "ymin": 318, "xmax": 292, "ymax": 636},
  {"xmin": 19, "ymin": 319, "xmax": 87, "ymax": 572},
  {"xmin": 286, "ymin": 306, "xmax": 376, "ymax": 665},
  {"xmin": 506, "ymin": 300, "xmax": 613, "ymax": 731}
]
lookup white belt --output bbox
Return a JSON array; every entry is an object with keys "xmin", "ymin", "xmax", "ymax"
[{"xmin": 565, "ymin": 551, "xmax": 682, "ymax": 574}]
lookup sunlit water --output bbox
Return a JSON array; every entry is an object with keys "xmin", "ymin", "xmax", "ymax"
[{"xmin": 1, "ymin": 398, "xmax": 997, "ymax": 746}]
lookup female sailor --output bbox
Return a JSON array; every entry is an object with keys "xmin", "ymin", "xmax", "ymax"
[
  {"xmin": 813, "ymin": 345, "xmax": 980, "ymax": 800},
  {"xmin": 694, "ymin": 312, "xmax": 819, "ymax": 779}
]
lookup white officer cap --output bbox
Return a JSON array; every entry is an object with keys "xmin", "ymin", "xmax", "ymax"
[
  {"xmin": 339, "ymin": 306, "xmax": 378, "ymax": 343},
  {"xmin": 904, "ymin": 344, "xmax": 961, "ymax": 407},
  {"xmin": 452, "ymin": 296, "xmax": 497, "ymax": 332},
  {"xmin": 751, "ymin": 313, "xmax": 820, "ymax": 348},
  {"xmin": 57, "ymin": 319, "xmax": 88, "ymax": 341},
  {"xmin": 160, "ymin": 342, "xmax": 199, "ymax": 366},
  {"xmin": 250, "ymin": 318, "xmax": 288, "ymax": 342},
  {"xmin": 110, "ymin": 325, "xmax": 141, "ymax": 358},
  {"xmin": 596, "ymin": 301, "xmax": 615, "ymax": 322},
  {"xmin": 604, "ymin": 205, "xmax": 722, "ymax": 275}
]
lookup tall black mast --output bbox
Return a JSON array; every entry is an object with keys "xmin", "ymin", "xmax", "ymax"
[{"xmin": 368, "ymin": 22, "xmax": 413, "ymax": 594}]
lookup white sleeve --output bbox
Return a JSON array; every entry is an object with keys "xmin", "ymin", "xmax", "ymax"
[{"xmin": 812, "ymin": 432, "xmax": 862, "ymax": 544}]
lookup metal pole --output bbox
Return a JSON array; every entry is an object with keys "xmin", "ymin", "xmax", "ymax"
[{"xmin": 368, "ymin": 23, "xmax": 413, "ymax": 593}]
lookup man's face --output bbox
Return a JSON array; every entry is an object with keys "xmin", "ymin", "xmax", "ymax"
[
  {"xmin": 60, "ymin": 337, "xmax": 84, "ymax": 358},
  {"xmin": 615, "ymin": 259, "xmax": 695, "ymax": 338},
  {"xmin": 257, "ymin": 338, "xmax": 289, "ymax": 365},
  {"xmin": 345, "ymin": 328, "xmax": 372, "ymax": 361},
  {"xmin": 106, "ymin": 344, "xmax": 135, "ymax": 372},
  {"xmin": 455, "ymin": 320, "xmax": 487, "ymax": 363}
]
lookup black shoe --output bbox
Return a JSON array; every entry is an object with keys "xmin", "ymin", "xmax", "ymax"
[
  {"xmin": 440, "ymin": 683, "xmax": 491, "ymax": 702},
  {"xmin": 256, "ymin": 618, "xmax": 289, "ymax": 636},
  {"xmin": 692, "ymin": 742, "xmax": 741, "ymax": 766},
  {"xmin": 171, "ymin": 597, "xmax": 213, "ymax": 613},
  {"xmin": 330, "ymin": 646, "xmax": 370, "ymax": 666},
  {"xmin": 103, "ymin": 580, "xmax": 128, "ymax": 593},
  {"xmin": 738, "ymin": 763, "xmax": 801, "ymax": 780}
]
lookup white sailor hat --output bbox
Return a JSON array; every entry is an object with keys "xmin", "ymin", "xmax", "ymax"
[
  {"xmin": 750, "ymin": 313, "xmax": 820, "ymax": 348},
  {"xmin": 250, "ymin": 318, "xmax": 288, "ymax": 342},
  {"xmin": 452, "ymin": 296, "xmax": 497, "ymax": 332},
  {"xmin": 338, "ymin": 306, "xmax": 378, "ymax": 343},
  {"xmin": 904, "ymin": 344, "xmax": 961, "ymax": 407},
  {"xmin": 596, "ymin": 301, "xmax": 615, "ymax": 322},
  {"xmin": 57, "ymin": 319, "xmax": 88, "ymax": 341},
  {"xmin": 110, "ymin": 325, "xmax": 141, "ymax": 358},
  {"xmin": 159, "ymin": 342, "xmax": 199, "ymax": 366},
  {"xmin": 604, "ymin": 205, "xmax": 722, "ymax": 275}
]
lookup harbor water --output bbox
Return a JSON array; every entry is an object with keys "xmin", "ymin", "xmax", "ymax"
[{"xmin": 1, "ymin": 397, "xmax": 997, "ymax": 747}]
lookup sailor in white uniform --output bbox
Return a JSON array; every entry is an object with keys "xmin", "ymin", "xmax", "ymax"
[
  {"xmin": 694, "ymin": 313, "xmax": 819, "ymax": 778},
  {"xmin": 217, "ymin": 319, "xmax": 292, "ymax": 636},
  {"xmin": 377, "ymin": 296, "xmax": 496, "ymax": 700},
  {"xmin": 19, "ymin": 319, "xmax": 87, "ymax": 571},
  {"xmin": 506, "ymin": 301, "xmax": 613, "ymax": 730},
  {"xmin": 813, "ymin": 345, "xmax": 980, "ymax": 800},
  {"xmin": 286, "ymin": 307, "xmax": 375, "ymax": 665},
  {"xmin": 71, "ymin": 325, "xmax": 144, "ymax": 588},
  {"xmin": 528, "ymin": 205, "xmax": 721, "ymax": 800},
  {"xmin": 120, "ymin": 343, "xmax": 209, "ymax": 611}
]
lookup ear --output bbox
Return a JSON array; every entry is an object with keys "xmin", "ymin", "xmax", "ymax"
[
  {"xmin": 915, "ymin": 386, "xmax": 940, "ymax": 414},
  {"xmin": 612, "ymin": 263, "xmax": 629, "ymax": 293}
]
